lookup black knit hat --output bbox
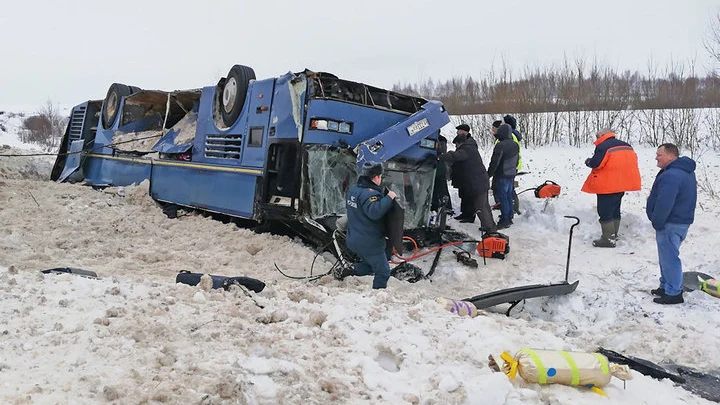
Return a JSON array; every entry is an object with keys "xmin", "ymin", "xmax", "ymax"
[
  {"xmin": 455, "ymin": 123, "xmax": 470, "ymax": 132},
  {"xmin": 492, "ymin": 120, "xmax": 502, "ymax": 128},
  {"xmin": 361, "ymin": 161, "xmax": 383, "ymax": 177},
  {"xmin": 503, "ymin": 115, "xmax": 517, "ymax": 130}
]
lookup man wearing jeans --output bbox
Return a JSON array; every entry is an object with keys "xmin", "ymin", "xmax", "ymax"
[
  {"xmin": 646, "ymin": 143, "xmax": 697, "ymax": 304},
  {"xmin": 487, "ymin": 123, "xmax": 519, "ymax": 229}
]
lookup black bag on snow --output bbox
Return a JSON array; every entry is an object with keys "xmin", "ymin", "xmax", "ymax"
[{"xmin": 175, "ymin": 271, "xmax": 265, "ymax": 293}]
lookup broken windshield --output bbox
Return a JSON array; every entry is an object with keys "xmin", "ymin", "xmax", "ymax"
[{"xmin": 305, "ymin": 145, "xmax": 434, "ymax": 229}]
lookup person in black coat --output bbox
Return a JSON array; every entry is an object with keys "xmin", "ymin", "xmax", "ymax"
[
  {"xmin": 440, "ymin": 135, "xmax": 497, "ymax": 233},
  {"xmin": 448, "ymin": 123, "xmax": 478, "ymax": 221},
  {"xmin": 431, "ymin": 134, "xmax": 453, "ymax": 213}
]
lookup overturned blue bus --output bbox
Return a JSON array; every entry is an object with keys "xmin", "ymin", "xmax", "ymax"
[{"xmin": 51, "ymin": 65, "xmax": 450, "ymax": 244}]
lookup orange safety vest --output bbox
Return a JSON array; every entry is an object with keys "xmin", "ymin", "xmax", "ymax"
[{"xmin": 581, "ymin": 133, "xmax": 641, "ymax": 194}]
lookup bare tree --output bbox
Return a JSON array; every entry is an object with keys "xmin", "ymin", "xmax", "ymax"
[
  {"xmin": 704, "ymin": 8, "xmax": 720, "ymax": 73},
  {"xmin": 704, "ymin": 108, "xmax": 720, "ymax": 149},
  {"xmin": 21, "ymin": 100, "xmax": 67, "ymax": 151}
]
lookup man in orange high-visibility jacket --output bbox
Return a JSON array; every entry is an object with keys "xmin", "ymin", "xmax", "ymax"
[{"xmin": 581, "ymin": 129, "xmax": 641, "ymax": 248}]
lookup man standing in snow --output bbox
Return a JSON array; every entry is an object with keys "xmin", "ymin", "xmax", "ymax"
[
  {"xmin": 431, "ymin": 134, "xmax": 453, "ymax": 214},
  {"xmin": 500, "ymin": 115, "xmax": 523, "ymax": 215},
  {"xmin": 490, "ymin": 120, "xmax": 503, "ymax": 208},
  {"xmin": 439, "ymin": 133, "xmax": 497, "ymax": 233},
  {"xmin": 581, "ymin": 129, "xmax": 641, "ymax": 247},
  {"xmin": 450, "ymin": 123, "xmax": 478, "ymax": 221},
  {"xmin": 341, "ymin": 162, "xmax": 397, "ymax": 289},
  {"xmin": 647, "ymin": 143, "xmax": 697, "ymax": 305},
  {"xmin": 487, "ymin": 123, "xmax": 519, "ymax": 229}
]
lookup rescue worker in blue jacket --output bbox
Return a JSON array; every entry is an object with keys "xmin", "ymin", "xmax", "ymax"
[{"xmin": 343, "ymin": 161, "xmax": 397, "ymax": 289}]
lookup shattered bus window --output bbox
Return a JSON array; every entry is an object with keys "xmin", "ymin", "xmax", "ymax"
[
  {"xmin": 306, "ymin": 145, "xmax": 357, "ymax": 218},
  {"xmin": 383, "ymin": 163, "xmax": 434, "ymax": 228},
  {"xmin": 305, "ymin": 144, "xmax": 434, "ymax": 229}
]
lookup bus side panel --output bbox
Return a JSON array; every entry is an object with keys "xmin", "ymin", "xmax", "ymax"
[
  {"xmin": 150, "ymin": 163, "xmax": 258, "ymax": 219},
  {"xmin": 83, "ymin": 155, "xmax": 152, "ymax": 186},
  {"xmin": 241, "ymin": 78, "xmax": 275, "ymax": 168}
]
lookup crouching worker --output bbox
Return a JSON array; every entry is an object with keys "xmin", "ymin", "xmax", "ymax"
[{"xmin": 340, "ymin": 161, "xmax": 397, "ymax": 289}]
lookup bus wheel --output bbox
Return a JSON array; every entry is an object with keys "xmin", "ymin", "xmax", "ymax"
[
  {"xmin": 101, "ymin": 83, "xmax": 134, "ymax": 129},
  {"xmin": 220, "ymin": 65, "xmax": 256, "ymax": 127}
]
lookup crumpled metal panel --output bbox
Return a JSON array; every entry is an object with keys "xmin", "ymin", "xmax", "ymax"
[{"xmin": 152, "ymin": 111, "xmax": 198, "ymax": 153}]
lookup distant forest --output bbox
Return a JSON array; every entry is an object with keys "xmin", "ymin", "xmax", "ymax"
[{"xmin": 392, "ymin": 61, "xmax": 720, "ymax": 115}]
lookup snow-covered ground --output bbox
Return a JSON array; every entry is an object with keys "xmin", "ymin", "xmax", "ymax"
[
  {"xmin": 0, "ymin": 108, "xmax": 35, "ymax": 150},
  {"xmin": 1, "ymin": 125, "xmax": 720, "ymax": 404},
  {"xmin": 0, "ymin": 104, "xmax": 71, "ymax": 152}
]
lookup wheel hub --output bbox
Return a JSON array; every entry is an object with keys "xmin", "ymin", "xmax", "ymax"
[
  {"xmin": 105, "ymin": 92, "xmax": 118, "ymax": 120},
  {"xmin": 223, "ymin": 77, "xmax": 237, "ymax": 113}
]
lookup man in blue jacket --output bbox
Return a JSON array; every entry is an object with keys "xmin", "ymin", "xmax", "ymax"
[
  {"xmin": 343, "ymin": 161, "xmax": 397, "ymax": 289},
  {"xmin": 646, "ymin": 143, "xmax": 697, "ymax": 304}
]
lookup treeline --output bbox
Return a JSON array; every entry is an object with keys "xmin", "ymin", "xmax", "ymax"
[
  {"xmin": 393, "ymin": 60, "xmax": 720, "ymax": 115},
  {"xmin": 449, "ymin": 108, "xmax": 720, "ymax": 156}
]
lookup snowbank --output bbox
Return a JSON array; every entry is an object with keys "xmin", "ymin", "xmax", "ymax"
[{"xmin": 1, "ymin": 141, "xmax": 719, "ymax": 404}]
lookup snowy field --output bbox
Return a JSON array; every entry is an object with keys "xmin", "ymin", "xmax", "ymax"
[{"xmin": 1, "ymin": 127, "xmax": 720, "ymax": 404}]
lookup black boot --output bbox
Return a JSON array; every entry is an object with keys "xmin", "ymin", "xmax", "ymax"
[
  {"xmin": 653, "ymin": 293, "xmax": 683, "ymax": 305},
  {"xmin": 650, "ymin": 287, "xmax": 666, "ymax": 296}
]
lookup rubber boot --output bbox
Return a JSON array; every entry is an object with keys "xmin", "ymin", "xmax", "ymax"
[
  {"xmin": 609, "ymin": 219, "xmax": 620, "ymax": 240},
  {"xmin": 592, "ymin": 221, "xmax": 616, "ymax": 248}
]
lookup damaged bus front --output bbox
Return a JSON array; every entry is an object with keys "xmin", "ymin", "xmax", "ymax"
[{"xmin": 51, "ymin": 65, "xmax": 450, "ymax": 244}]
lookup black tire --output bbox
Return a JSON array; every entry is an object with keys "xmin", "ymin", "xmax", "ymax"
[
  {"xmin": 128, "ymin": 86, "xmax": 142, "ymax": 94},
  {"xmin": 101, "ymin": 83, "xmax": 133, "ymax": 129},
  {"xmin": 219, "ymin": 65, "xmax": 256, "ymax": 127}
]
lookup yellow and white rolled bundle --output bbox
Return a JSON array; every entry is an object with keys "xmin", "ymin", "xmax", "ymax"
[
  {"xmin": 700, "ymin": 277, "xmax": 720, "ymax": 298},
  {"xmin": 500, "ymin": 349, "xmax": 632, "ymax": 394}
]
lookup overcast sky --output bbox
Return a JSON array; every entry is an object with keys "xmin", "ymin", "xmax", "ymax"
[{"xmin": 1, "ymin": 0, "xmax": 718, "ymax": 109}]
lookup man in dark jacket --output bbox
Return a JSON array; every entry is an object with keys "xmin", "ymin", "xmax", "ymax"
[
  {"xmin": 491, "ymin": 117, "xmax": 523, "ymax": 216},
  {"xmin": 440, "ymin": 135, "xmax": 497, "ymax": 233},
  {"xmin": 344, "ymin": 162, "xmax": 397, "ymax": 289},
  {"xmin": 488, "ymin": 123, "xmax": 519, "ymax": 229},
  {"xmin": 447, "ymin": 134, "xmax": 472, "ymax": 221},
  {"xmin": 449, "ymin": 123, "xmax": 478, "ymax": 221},
  {"xmin": 646, "ymin": 143, "xmax": 697, "ymax": 304},
  {"xmin": 431, "ymin": 134, "xmax": 453, "ymax": 213}
]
